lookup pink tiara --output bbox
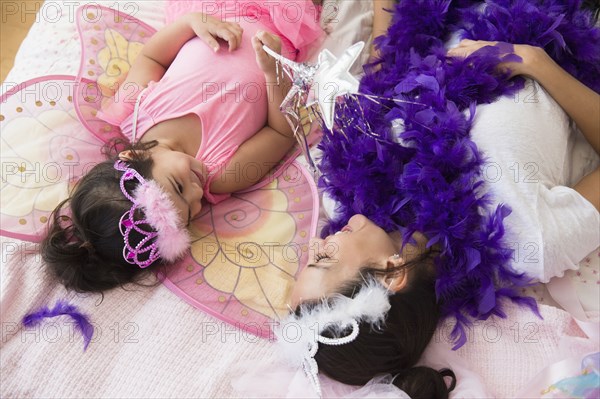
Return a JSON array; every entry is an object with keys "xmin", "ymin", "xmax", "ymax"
[{"xmin": 114, "ymin": 160, "xmax": 191, "ymax": 268}]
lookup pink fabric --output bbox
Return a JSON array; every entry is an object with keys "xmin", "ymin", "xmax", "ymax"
[
  {"xmin": 97, "ymin": 1, "xmax": 324, "ymax": 204},
  {"xmin": 131, "ymin": 31, "xmax": 268, "ymax": 204},
  {"xmin": 164, "ymin": 0, "xmax": 324, "ymax": 60},
  {"xmin": 95, "ymin": 98, "xmax": 135, "ymax": 128},
  {"xmin": 232, "ymin": 361, "xmax": 411, "ymax": 398}
]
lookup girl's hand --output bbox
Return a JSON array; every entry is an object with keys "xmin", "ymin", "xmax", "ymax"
[
  {"xmin": 447, "ymin": 39, "xmax": 537, "ymax": 78},
  {"xmin": 252, "ymin": 31, "xmax": 282, "ymax": 77},
  {"xmin": 184, "ymin": 13, "xmax": 243, "ymax": 52}
]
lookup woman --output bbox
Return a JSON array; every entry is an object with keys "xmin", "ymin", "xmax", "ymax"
[{"xmin": 280, "ymin": 1, "xmax": 600, "ymax": 398}]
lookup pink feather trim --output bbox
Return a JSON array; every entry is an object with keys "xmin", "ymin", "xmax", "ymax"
[{"xmin": 133, "ymin": 180, "xmax": 191, "ymax": 262}]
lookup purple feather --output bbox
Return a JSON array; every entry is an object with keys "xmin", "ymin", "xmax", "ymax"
[
  {"xmin": 318, "ymin": 0, "xmax": 598, "ymax": 348},
  {"xmin": 23, "ymin": 300, "xmax": 93, "ymax": 350}
]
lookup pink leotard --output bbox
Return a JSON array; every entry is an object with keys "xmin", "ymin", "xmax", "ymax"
[{"xmin": 98, "ymin": 1, "xmax": 322, "ymax": 203}]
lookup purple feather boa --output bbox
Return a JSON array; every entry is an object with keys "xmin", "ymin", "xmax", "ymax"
[
  {"xmin": 23, "ymin": 300, "xmax": 93, "ymax": 350},
  {"xmin": 318, "ymin": 0, "xmax": 599, "ymax": 349}
]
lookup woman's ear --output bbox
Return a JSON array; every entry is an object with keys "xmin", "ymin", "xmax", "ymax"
[
  {"xmin": 118, "ymin": 150, "xmax": 134, "ymax": 161},
  {"xmin": 381, "ymin": 254, "xmax": 409, "ymax": 293}
]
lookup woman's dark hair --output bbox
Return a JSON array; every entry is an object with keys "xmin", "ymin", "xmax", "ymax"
[
  {"xmin": 304, "ymin": 250, "xmax": 456, "ymax": 399},
  {"xmin": 581, "ymin": 0, "xmax": 600, "ymax": 21},
  {"xmin": 41, "ymin": 139, "xmax": 166, "ymax": 294}
]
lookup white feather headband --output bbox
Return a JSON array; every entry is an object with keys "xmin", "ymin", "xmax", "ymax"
[{"xmin": 275, "ymin": 279, "xmax": 392, "ymax": 397}]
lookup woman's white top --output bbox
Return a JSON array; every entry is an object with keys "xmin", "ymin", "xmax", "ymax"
[{"xmin": 471, "ymin": 80, "xmax": 599, "ymax": 282}]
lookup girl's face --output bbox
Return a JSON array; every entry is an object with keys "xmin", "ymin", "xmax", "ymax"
[
  {"xmin": 143, "ymin": 146, "xmax": 207, "ymax": 226},
  {"xmin": 290, "ymin": 215, "xmax": 401, "ymax": 308}
]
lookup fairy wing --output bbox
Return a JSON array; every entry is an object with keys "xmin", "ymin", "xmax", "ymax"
[
  {"xmin": 161, "ymin": 161, "xmax": 319, "ymax": 338},
  {"xmin": 74, "ymin": 5, "xmax": 156, "ymax": 142},
  {"xmin": 1, "ymin": 6, "xmax": 158, "ymax": 241},
  {"xmin": 0, "ymin": 76, "xmax": 106, "ymax": 241}
]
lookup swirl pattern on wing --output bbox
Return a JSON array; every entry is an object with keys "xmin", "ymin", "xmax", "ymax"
[{"xmin": 161, "ymin": 162, "xmax": 318, "ymax": 337}]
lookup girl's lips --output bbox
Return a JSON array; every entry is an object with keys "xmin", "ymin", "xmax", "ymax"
[{"xmin": 191, "ymin": 169, "xmax": 206, "ymax": 187}]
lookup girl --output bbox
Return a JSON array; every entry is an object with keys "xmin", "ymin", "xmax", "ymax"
[
  {"xmin": 41, "ymin": 2, "xmax": 323, "ymax": 293},
  {"xmin": 284, "ymin": 1, "xmax": 600, "ymax": 398}
]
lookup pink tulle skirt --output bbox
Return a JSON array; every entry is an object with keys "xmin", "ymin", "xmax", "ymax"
[
  {"xmin": 165, "ymin": 0, "xmax": 324, "ymax": 60},
  {"xmin": 232, "ymin": 362, "xmax": 410, "ymax": 398}
]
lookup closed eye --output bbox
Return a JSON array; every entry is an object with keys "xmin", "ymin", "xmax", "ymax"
[
  {"xmin": 315, "ymin": 252, "xmax": 330, "ymax": 263},
  {"xmin": 169, "ymin": 178, "xmax": 190, "ymax": 226}
]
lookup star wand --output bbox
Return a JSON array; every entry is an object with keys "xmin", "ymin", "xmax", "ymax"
[{"xmin": 262, "ymin": 42, "xmax": 366, "ymax": 170}]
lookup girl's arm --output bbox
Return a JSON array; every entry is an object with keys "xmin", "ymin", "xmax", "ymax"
[
  {"xmin": 120, "ymin": 13, "xmax": 243, "ymax": 93},
  {"xmin": 209, "ymin": 125, "xmax": 296, "ymax": 194},
  {"xmin": 252, "ymin": 31, "xmax": 294, "ymax": 138},
  {"xmin": 210, "ymin": 31, "xmax": 296, "ymax": 194},
  {"xmin": 448, "ymin": 40, "xmax": 600, "ymax": 210}
]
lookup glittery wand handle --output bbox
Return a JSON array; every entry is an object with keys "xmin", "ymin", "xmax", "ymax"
[{"xmin": 262, "ymin": 45, "xmax": 299, "ymax": 69}]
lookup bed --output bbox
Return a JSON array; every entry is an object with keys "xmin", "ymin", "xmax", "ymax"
[{"xmin": 1, "ymin": 1, "xmax": 599, "ymax": 398}]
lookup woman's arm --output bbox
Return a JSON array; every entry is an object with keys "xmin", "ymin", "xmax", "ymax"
[
  {"xmin": 371, "ymin": 0, "xmax": 395, "ymax": 58},
  {"xmin": 519, "ymin": 47, "xmax": 600, "ymax": 154},
  {"xmin": 448, "ymin": 40, "xmax": 599, "ymax": 154},
  {"xmin": 448, "ymin": 40, "xmax": 600, "ymax": 210},
  {"xmin": 121, "ymin": 13, "xmax": 243, "ymax": 93},
  {"xmin": 520, "ymin": 47, "xmax": 600, "ymax": 211}
]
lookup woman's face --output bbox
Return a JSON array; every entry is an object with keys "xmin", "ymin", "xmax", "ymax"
[{"xmin": 290, "ymin": 214, "xmax": 401, "ymax": 308}]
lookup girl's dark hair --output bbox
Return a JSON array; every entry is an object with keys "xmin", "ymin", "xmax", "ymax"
[
  {"xmin": 41, "ymin": 139, "xmax": 165, "ymax": 294},
  {"xmin": 306, "ymin": 250, "xmax": 456, "ymax": 399}
]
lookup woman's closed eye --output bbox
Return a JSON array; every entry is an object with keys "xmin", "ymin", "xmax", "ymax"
[
  {"xmin": 177, "ymin": 182, "xmax": 183, "ymax": 194},
  {"xmin": 314, "ymin": 252, "xmax": 330, "ymax": 263}
]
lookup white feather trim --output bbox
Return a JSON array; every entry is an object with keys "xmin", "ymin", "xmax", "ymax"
[{"xmin": 275, "ymin": 279, "xmax": 391, "ymax": 367}]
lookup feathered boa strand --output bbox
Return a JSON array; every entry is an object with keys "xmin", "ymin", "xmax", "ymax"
[
  {"xmin": 22, "ymin": 300, "xmax": 93, "ymax": 350},
  {"xmin": 275, "ymin": 279, "xmax": 391, "ymax": 367},
  {"xmin": 318, "ymin": 0, "xmax": 597, "ymax": 348}
]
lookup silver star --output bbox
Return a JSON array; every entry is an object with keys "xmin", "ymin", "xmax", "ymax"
[{"xmin": 307, "ymin": 41, "xmax": 365, "ymax": 129}]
